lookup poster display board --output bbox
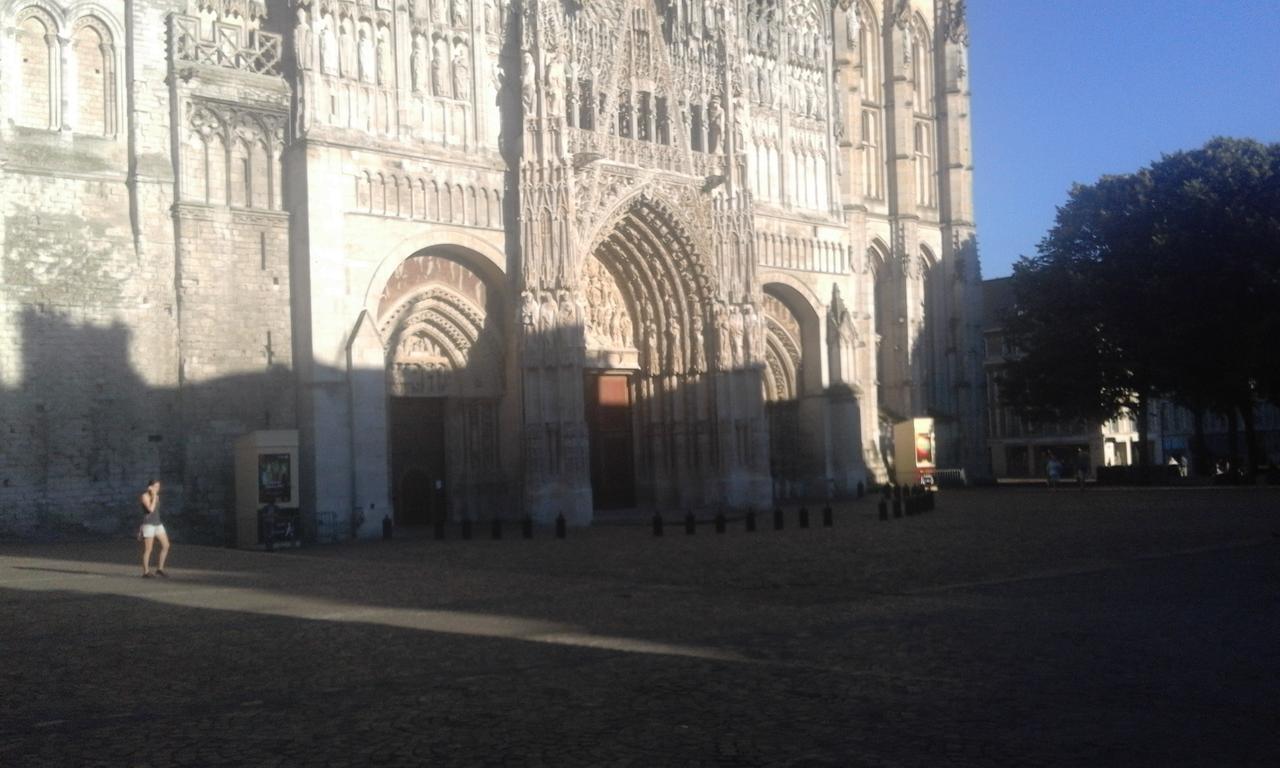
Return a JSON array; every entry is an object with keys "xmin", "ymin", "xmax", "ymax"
[
  {"xmin": 893, "ymin": 418, "xmax": 937, "ymax": 488},
  {"xmin": 234, "ymin": 431, "xmax": 300, "ymax": 548}
]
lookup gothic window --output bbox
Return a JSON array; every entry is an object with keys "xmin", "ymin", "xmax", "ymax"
[
  {"xmin": 655, "ymin": 96, "xmax": 670, "ymax": 144},
  {"xmin": 230, "ymin": 138, "xmax": 250, "ymax": 207},
  {"xmin": 858, "ymin": 2, "xmax": 881, "ymax": 103},
  {"xmin": 861, "ymin": 108, "xmax": 882, "ymax": 200},
  {"xmin": 374, "ymin": 173, "xmax": 387, "ymax": 214},
  {"xmin": 16, "ymin": 10, "xmax": 56, "ymax": 129},
  {"xmin": 207, "ymin": 132, "xmax": 228, "ymax": 205},
  {"xmin": 689, "ymin": 103, "xmax": 704, "ymax": 151},
  {"xmin": 637, "ymin": 92, "xmax": 652, "ymax": 142},
  {"xmin": 910, "ymin": 21, "xmax": 934, "ymax": 115},
  {"xmin": 71, "ymin": 19, "xmax": 114, "ymax": 136},
  {"xmin": 914, "ymin": 120, "xmax": 936, "ymax": 208},
  {"xmin": 578, "ymin": 79, "xmax": 594, "ymax": 129}
]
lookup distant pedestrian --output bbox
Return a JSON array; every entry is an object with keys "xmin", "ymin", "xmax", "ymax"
[
  {"xmin": 1046, "ymin": 452, "xmax": 1062, "ymax": 490},
  {"xmin": 1074, "ymin": 449, "xmax": 1089, "ymax": 489},
  {"xmin": 137, "ymin": 479, "xmax": 171, "ymax": 577}
]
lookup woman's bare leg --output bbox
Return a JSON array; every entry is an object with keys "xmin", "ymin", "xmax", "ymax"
[
  {"xmin": 156, "ymin": 529, "xmax": 171, "ymax": 572},
  {"xmin": 142, "ymin": 536, "xmax": 154, "ymax": 574}
]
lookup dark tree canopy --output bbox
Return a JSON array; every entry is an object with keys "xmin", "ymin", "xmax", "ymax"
[{"xmin": 1000, "ymin": 137, "xmax": 1280, "ymax": 469}]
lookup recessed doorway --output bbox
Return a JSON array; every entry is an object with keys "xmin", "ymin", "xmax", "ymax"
[
  {"xmin": 390, "ymin": 397, "xmax": 447, "ymax": 525},
  {"xmin": 586, "ymin": 372, "xmax": 636, "ymax": 510}
]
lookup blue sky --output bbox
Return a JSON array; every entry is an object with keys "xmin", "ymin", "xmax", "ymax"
[{"xmin": 968, "ymin": 1, "xmax": 1280, "ymax": 277}]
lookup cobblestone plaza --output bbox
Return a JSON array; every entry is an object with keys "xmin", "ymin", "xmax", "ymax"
[{"xmin": 3, "ymin": 488, "xmax": 1277, "ymax": 766}]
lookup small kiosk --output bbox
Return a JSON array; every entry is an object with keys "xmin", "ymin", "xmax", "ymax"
[
  {"xmin": 893, "ymin": 418, "xmax": 937, "ymax": 489},
  {"xmin": 234, "ymin": 430, "xmax": 301, "ymax": 549}
]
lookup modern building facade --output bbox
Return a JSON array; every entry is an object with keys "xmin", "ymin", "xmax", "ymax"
[{"xmin": 0, "ymin": 0, "xmax": 984, "ymax": 540}]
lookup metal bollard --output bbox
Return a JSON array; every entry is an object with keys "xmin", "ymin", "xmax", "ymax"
[
  {"xmin": 433, "ymin": 519, "xmax": 446, "ymax": 540},
  {"xmin": 491, "ymin": 518, "xmax": 502, "ymax": 540},
  {"xmin": 927, "ymin": 491, "xmax": 936, "ymax": 511},
  {"xmin": 745, "ymin": 509, "xmax": 757, "ymax": 532},
  {"xmin": 893, "ymin": 496, "xmax": 902, "ymax": 518},
  {"xmin": 555, "ymin": 513, "xmax": 566, "ymax": 539},
  {"xmin": 773, "ymin": 507, "xmax": 785, "ymax": 530},
  {"xmin": 652, "ymin": 513, "xmax": 664, "ymax": 537},
  {"xmin": 878, "ymin": 497, "xmax": 889, "ymax": 521},
  {"xmin": 462, "ymin": 518, "xmax": 473, "ymax": 540},
  {"xmin": 382, "ymin": 514, "xmax": 393, "ymax": 540},
  {"xmin": 799, "ymin": 506, "xmax": 810, "ymax": 528},
  {"xmin": 684, "ymin": 511, "xmax": 696, "ymax": 535},
  {"xmin": 822, "ymin": 505, "xmax": 833, "ymax": 527},
  {"xmin": 856, "ymin": 481, "xmax": 865, "ymax": 499},
  {"xmin": 522, "ymin": 516, "xmax": 534, "ymax": 539},
  {"xmin": 714, "ymin": 510, "xmax": 727, "ymax": 534}
]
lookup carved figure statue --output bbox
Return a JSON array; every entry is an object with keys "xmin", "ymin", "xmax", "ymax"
[
  {"xmin": 521, "ymin": 291, "xmax": 538, "ymax": 330},
  {"xmin": 742, "ymin": 304, "xmax": 759, "ymax": 365},
  {"xmin": 707, "ymin": 96, "xmax": 725, "ymax": 153},
  {"xmin": 643, "ymin": 318, "xmax": 660, "ymax": 373},
  {"xmin": 432, "ymin": 0, "xmax": 448, "ymax": 27},
  {"xmin": 452, "ymin": 0, "xmax": 470, "ymax": 28},
  {"xmin": 338, "ymin": 19, "xmax": 355, "ymax": 78},
  {"xmin": 728, "ymin": 306, "xmax": 745, "ymax": 368},
  {"xmin": 546, "ymin": 50, "xmax": 565, "ymax": 118},
  {"xmin": 453, "ymin": 43, "xmax": 471, "ymax": 100},
  {"xmin": 484, "ymin": 0, "xmax": 498, "ymax": 35},
  {"xmin": 376, "ymin": 28, "xmax": 393, "ymax": 86},
  {"xmin": 358, "ymin": 28, "xmax": 375, "ymax": 83},
  {"xmin": 714, "ymin": 304, "xmax": 732, "ymax": 370},
  {"xmin": 521, "ymin": 51, "xmax": 536, "ymax": 111},
  {"xmin": 665, "ymin": 314, "xmax": 684, "ymax": 375},
  {"xmin": 689, "ymin": 313, "xmax": 706, "ymax": 373},
  {"xmin": 432, "ymin": 36, "xmax": 450, "ymax": 96},
  {"xmin": 411, "ymin": 35, "xmax": 428, "ymax": 92},
  {"xmin": 295, "ymin": 8, "xmax": 313, "ymax": 70},
  {"xmin": 320, "ymin": 14, "xmax": 339, "ymax": 76}
]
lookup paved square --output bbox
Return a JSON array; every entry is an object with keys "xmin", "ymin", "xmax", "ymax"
[{"xmin": 2, "ymin": 489, "xmax": 1278, "ymax": 766}]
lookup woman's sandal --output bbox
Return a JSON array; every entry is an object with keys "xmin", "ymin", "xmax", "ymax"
[
  {"xmin": 142, "ymin": 571, "xmax": 153, "ymax": 578},
  {"xmin": 156, "ymin": 570, "xmax": 168, "ymax": 578}
]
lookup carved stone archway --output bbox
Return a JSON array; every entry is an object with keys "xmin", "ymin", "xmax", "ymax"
[
  {"xmin": 583, "ymin": 193, "xmax": 767, "ymax": 510},
  {"xmin": 375, "ymin": 249, "xmax": 509, "ymax": 524}
]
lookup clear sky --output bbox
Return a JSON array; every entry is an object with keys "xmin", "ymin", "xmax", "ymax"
[{"xmin": 969, "ymin": 0, "xmax": 1280, "ymax": 278}]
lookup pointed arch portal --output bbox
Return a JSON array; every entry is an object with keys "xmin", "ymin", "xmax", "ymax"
[
  {"xmin": 377, "ymin": 249, "xmax": 508, "ymax": 524},
  {"xmin": 582, "ymin": 195, "xmax": 724, "ymax": 511}
]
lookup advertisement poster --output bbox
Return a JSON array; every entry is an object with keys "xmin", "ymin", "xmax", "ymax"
[
  {"xmin": 915, "ymin": 432, "xmax": 935, "ymax": 467},
  {"xmin": 258, "ymin": 453, "xmax": 292, "ymax": 503}
]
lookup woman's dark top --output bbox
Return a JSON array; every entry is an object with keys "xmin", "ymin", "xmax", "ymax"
[{"xmin": 141, "ymin": 494, "xmax": 161, "ymax": 526}]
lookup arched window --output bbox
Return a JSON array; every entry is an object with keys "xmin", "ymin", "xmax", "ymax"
[
  {"xmin": 910, "ymin": 21, "xmax": 934, "ymax": 116},
  {"xmin": 250, "ymin": 141, "xmax": 271, "ymax": 209},
  {"xmin": 861, "ymin": 108, "xmax": 882, "ymax": 199},
  {"xmin": 230, "ymin": 138, "xmax": 250, "ymax": 207},
  {"xmin": 70, "ymin": 18, "xmax": 115, "ymax": 136},
  {"xmin": 857, "ymin": 2, "xmax": 881, "ymax": 104},
  {"xmin": 910, "ymin": 18, "xmax": 937, "ymax": 209},
  {"xmin": 914, "ymin": 120, "xmax": 935, "ymax": 208},
  {"xmin": 16, "ymin": 10, "xmax": 56, "ymax": 129},
  {"xmin": 204, "ymin": 131, "xmax": 226, "ymax": 205}
]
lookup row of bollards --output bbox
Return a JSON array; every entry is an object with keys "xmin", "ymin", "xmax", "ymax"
[
  {"xmin": 653, "ymin": 505, "xmax": 838, "ymax": 536},
  {"xmin": 396, "ymin": 489, "xmax": 929, "ymax": 543},
  {"xmin": 877, "ymin": 483, "xmax": 938, "ymax": 521},
  {"xmin": 426, "ymin": 513, "xmax": 567, "ymax": 541}
]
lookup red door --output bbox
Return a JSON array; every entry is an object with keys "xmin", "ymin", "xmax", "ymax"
[{"xmin": 586, "ymin": 373, "xmax": 636, "ymax": 510}]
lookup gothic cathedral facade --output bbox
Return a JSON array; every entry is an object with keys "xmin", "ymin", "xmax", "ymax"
[{"xmin": 0, "ymin": 0, "xmax": 983, "ymax": 539}]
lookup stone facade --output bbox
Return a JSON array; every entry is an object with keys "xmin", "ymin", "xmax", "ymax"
[{"xmin": 0, "ymin": 0, "xmax": 984, "ymax": 541}]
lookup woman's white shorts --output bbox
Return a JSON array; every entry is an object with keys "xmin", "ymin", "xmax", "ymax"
[{"xmin": 141, "ymin": 524, "xmax": 166, "ymax": 539}]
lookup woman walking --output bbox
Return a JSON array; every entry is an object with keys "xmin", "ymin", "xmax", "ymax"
[{"xmin": 138, "ymin": 479, "xmax": 171, "ymax": 577}]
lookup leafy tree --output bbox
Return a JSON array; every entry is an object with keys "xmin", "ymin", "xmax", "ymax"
[{"xmin": 1001, "ymin": 137, "xmax": 1280, "ymax": 473}]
